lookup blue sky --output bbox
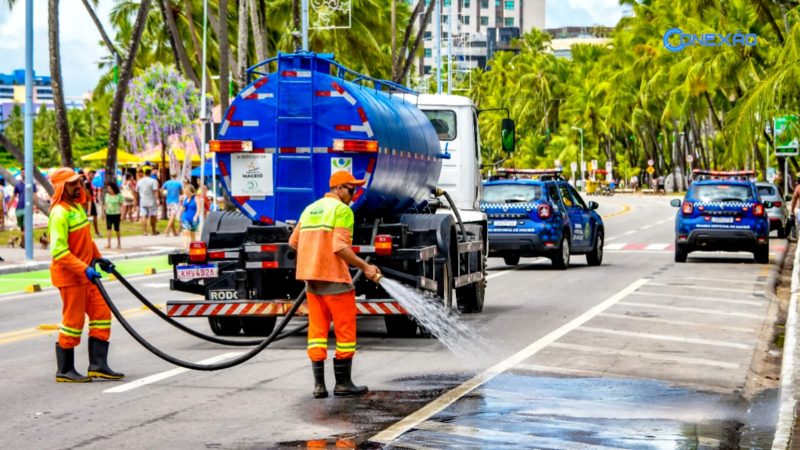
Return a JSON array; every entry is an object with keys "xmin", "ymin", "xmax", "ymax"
[{"xmin": 0, "ymin": 1, "xmax": 627, "ymax": 98}]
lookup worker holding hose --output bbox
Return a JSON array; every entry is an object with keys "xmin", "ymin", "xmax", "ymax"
[
  {"xmin": 289, "ymin": 171, "xmax": 381, "ymax": 398},
  {"xmin": 48, "ymin": 168, "xmax": 124, "ymax": 383}
]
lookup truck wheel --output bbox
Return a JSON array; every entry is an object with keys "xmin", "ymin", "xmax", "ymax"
[
  {"xmin": 586, "ymin": 230, "xmax": 604, "ymax": 266},
  {"xmin": 754, "ymin": 245, "xmax": 770, "ymax": 264},
  {"xmin": 674, "ymin": 244, "xmax": 688, "ymax": 263},
  {"xmin": 438, "ymin": 262, "xmax": 453, "ymax": 310},
  {"xmin": 458, "ymin": 252, "xmax": 486, "ymax": 314},
  {"xmin": 208, "ymin": 317, "xmax": 241, "ymax": 336},
  {"xmin": 551, "ymin": 236, "xmax": 570, "ymax": 270},
  {"xmin": 384, "ymin": 316, "xmax": 418, "ymax": 338},
  {"xmin": 503, "ymin": 256, "xmax": 520, "ymax": 266},
  {"xmin": 241, "ymin": 317, "xmax": 277, "ymax": 337}
]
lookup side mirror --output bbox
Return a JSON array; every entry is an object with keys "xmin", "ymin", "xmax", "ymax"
[
  {"xmin": 588, "ymin": 201, "xmax": 599, "ymax": 210},
  {"xmin": 501, "ymin": 118, "xmax": 515, "ymax": 153},
  {"xmin": 764, "ymin": 201, "xmax": 773, "ymax": 209},
  {"xmin": 670, "ymin": 199, "xmax": 682, "ymax": 207}
]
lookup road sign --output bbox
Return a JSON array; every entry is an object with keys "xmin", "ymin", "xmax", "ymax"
[
  {"xmin": 570, "ymin": 162, "xmax": 578, "ymax": 172},
  {"xmin": 686, "ymin": 154, "xmax": 694, "ymax": 163},
  {"xmin": 581, "ymin": 161, "xmax": 587, "ymax": 171},
  {"xmin": 647, "ymin": 166, "xmax": 655, "ymax": 174},
  {"xmin": 775, "ymin": 116, "xmax": 799, "ymax": 156},
  {"xmin": 648, "ymin": 159, "xmax": 654, "ymax": 166},
  {"xmin": 605, "ymin": 161, "xmax": 613, "ymax": 171}
]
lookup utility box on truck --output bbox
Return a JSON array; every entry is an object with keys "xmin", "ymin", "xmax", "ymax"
[{"xmin": 167, "ymin": 52, "xmax": 492, "ymax": 338}]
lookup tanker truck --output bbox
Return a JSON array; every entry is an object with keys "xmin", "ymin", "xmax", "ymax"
[{"xmin": 166, "ymin": 52, "xmax": 513, "ymax": 338}]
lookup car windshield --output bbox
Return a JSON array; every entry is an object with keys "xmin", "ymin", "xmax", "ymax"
[
  {"xmin": 690, "ymin": 184, "xmax": 754, "ymax": 203},
  {"xmin": 757, "ymin": 185, "xmax": 777, "ymax": 197},
  {"xmin": 483, "ymin": 184, "xmax": 542, "ymax": 204}
]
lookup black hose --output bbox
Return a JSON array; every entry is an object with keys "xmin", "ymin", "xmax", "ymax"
[{"xmin": 441, "ymin": 190, "xmax": 468, "ymax": 241}]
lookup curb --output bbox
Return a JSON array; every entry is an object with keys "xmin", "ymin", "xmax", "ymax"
[
  {"xmin": 0, "ymin": 248, "xmax": 179, "ymax": 275},
  {"xmin": 773, "ymin": 242, "xmax": 799, "ymax": 449}
]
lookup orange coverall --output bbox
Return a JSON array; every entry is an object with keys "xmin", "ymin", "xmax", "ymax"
[
  {"xmin": 48, "ymin": 173, "xmax": 108, "ymax": 349},
  {"xmin": 289, "ymin": 193, "xmax": 357, "ymax": 361}
]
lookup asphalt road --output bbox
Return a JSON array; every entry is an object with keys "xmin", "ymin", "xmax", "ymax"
[{"xmin": 0, "ymin": 195, "xmax": 783, "ymax": 449}]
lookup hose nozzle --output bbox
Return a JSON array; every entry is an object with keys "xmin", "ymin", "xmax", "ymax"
[
  {"xmin": 374, "ymin": 273, "xmax": 384, "ymax": 285},
  {"xmin": 434, "ymin": 187, "xmax": 445, "ymax": 197}
]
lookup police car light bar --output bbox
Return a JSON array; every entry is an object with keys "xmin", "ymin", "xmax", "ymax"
[
  {"xmin": 496, "ymin": 168, "xmax": 563, "ymax": 176},
  {"xmin": 692, "ymin": 169, "xmax": 755, "ymax": 180}
]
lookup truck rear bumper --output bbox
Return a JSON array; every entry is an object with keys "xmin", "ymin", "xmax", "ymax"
[{"xmin": 166, "ymin": 299, "xmax": 409, "ymax": 317}]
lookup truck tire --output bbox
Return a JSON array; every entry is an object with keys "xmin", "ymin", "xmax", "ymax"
[
  {"xmin": 586, "ymin": 229, "xmax": 603, "ymax": 266},
  {"xmin": 385, "ymin": 316, "xmax": 418, "ymax": 338},
  {"xmin": 458, "ymin": 256, "xmax": 485, "ymax": 313},
  {"xmin": 208, "ymin": 317, "xmax": 242, "ymax": 336},
  {"xmin": 551, "ymin": 235, "xmax": 570, "ymax": 270},
  {"xmin": 241, "ymin": 317, "xmax": 277, "ymax": 336},
  {"xmin": 503, "ymin": 256, "xmax": 520, "ymax": 266}
]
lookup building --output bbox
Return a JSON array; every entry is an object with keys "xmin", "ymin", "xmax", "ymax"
[
  {"xmin": 546, "ymin": 26, "xmax": 612, "ymax": 60},
  {"xmin": 418, "ymin": 0, "xmax": 546, "ymax": 83},
  {"xmin": 0, "ymin": 69, "xmax": 82, "ymax": 131}
]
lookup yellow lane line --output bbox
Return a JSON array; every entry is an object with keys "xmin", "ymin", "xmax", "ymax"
[
  {"xmin": 602, "ymin": 202, "xmax": 632, "ymax": 220},
  {"xmin": 0, "ymin": 304, "xmax": 166, "ymax": 346}
]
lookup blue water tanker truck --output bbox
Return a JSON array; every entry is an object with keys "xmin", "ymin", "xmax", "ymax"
[{"xmin": 167, "ymin": 52, "xmax": 504, "ymax": 338}]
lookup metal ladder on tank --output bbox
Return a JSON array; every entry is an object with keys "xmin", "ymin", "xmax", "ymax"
[{"xmin": 274, "ymin": 55, "xmax": 317, "ymax": 218}]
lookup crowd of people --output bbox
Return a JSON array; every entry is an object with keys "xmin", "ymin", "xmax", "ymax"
[{"xmin": 1, "ymin": 164, "xmax": 209, "ymax": 251}]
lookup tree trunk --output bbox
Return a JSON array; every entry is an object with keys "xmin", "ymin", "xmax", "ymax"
[
  {"xmin": 161, "ymin": 137, "xmax": 168, "ymax": 219},
  {"xmin": 394, "ymin": 0, "xmax": 423, "ymax": 82},
  {"xmin": 0, "ymin": 132, "xmax": 54, "ymax": 195},
  {"xmin": 292, "ymin": 0, "xmax": 301, "ymax": 50},
  {"xmin": 158, "ymin": 0, "xmax": 183, "ymax": 73},
  {"xmin": 391, "ymin": 0, "xmax": 397, "ymax": 80},
  {"xmin": 162, "ymin": 0, "xmax": 201, "ymax": 87},
  {"xmin": 249, "ymin": 0, "xmax": 267, "ymax": 62},
  {"xmin": 48, "ymin": 0, "xmax": 73, "ymax": 167},
  {"xmin": 105, "ymin": 0, "xmax": 152, "ymax": 186},
  {"xmin": 218, "ymin": 0, "xmax": 231, "ymax": 111},
  {"xmin": 397, "ymin": 0, "xmax": 437, "ymax": 83},
  {"xmin": 755, "ymin": 0, "xmax": 785, "ymax": 44},
  {"xmin": 80, "ymin": 0, "xmax": 120, "ymax": 60},
  {"xmin": 703, "ymin": 92, "xmax": 723, "ymax": 132},
  {"xmin": 236, "ymin": 0, "xmax": 249, "ymax": 89},
  {"xmin": 184, "ymin": 1, "xmax": 212, "ymax": 92}
]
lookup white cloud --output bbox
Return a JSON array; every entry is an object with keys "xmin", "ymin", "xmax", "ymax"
[
  {"xmin": 0, "ymin": 0, "xmax": 113, "ymax": 97},
  {"xmin": 546, "ymin": 0, "xmax": 628, "ymax": 28}
]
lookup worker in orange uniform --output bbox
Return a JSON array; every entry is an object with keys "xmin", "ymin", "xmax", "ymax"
[
  {"xmin": 49, "ymin": 168, "xmax": 124, "ymax": 382},
  {"xmin": 289, "ymin": 171, "xmax": 381, "ymax": 398}
]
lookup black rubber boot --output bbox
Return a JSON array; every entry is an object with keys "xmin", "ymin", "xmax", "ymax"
[
  {"xmin": 87, "ymin": 337, "xmax": 125, "ymax": 380},
  {"xmin": 312, "ymin": 360, "xmax": 328, "ymax": 399},
  {"xmin": 333, "ymin": 358, "xmax": 368, "ymax": 397},
  {"xmin": 55, "ymin": 343, "xmax": 91, "ymax": 383}
]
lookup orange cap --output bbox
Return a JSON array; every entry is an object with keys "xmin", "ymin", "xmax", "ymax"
[
  {"xmin": 50, "ymin": 168, "xmax": 82, "ymax": 185},
  {"xmin": 329, "ymin": 171, "xmax": 366, "ymax": 188}
]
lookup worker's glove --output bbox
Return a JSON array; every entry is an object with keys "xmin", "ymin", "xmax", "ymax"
[
  {"xmin": 85, "ymin": 266, "xmax": 102, "ymax": 282},
  {"xmin": 96, "ymin": 258, "xmax": 115, "ymax": 273}
]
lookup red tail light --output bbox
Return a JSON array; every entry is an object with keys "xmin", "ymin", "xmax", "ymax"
[
  {"xmin": 209, "ymin": 140, "xmax": 253, "ymax": 152},
  {"xmin": 375, "ymin": 234, "xmax": 393, "ymax": 256},
  {"xmin": 753, "ymin": 203, "xmax": 765, "ymax": 217},
  {"xmin": 537, "ymin": 204, "xmax": 552, "ymax": 219},
  {"xmin": 682, "ymin": 201, "xmax": 694, "ymax": 215},
  {"xmin": 332, "ymin": 139, "xmax": 379, "ymax": 152},
  {"xmin": 189, "ymin": 241, "xmax": 207, "ymax": 263}
]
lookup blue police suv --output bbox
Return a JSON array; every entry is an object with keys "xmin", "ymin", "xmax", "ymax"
[
  {"xmin": 671, "ymin": 170, "xmax": 772, "ymax": 263},
  {"xmin": 481, "ymin": 169, "xmax": 604, "ymax": 269}
]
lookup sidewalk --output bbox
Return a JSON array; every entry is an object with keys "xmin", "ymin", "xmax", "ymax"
[{"xmin": 0, "ymin": 232, "xmax": 183, "ymax": 275}]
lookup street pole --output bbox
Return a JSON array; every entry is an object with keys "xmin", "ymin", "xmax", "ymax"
[
  {"xmin": 199, "ymin": 0, "xmax": 208, "ymax": 231},
  {"xmin": 435, "ymin": 0, "xmax": 442, "ymax": 94},
  {"xmin": 571, "ymin": 126, "xmax": 584, "ymax": 191},
  {"xmin": 24, "ymin": 0, "xmax": 33, "ymax": 260},
  {"xmin": 301, "ymin": 0, "xmax": 309, "ymax": 51},
  {"xmin": 447, "ymin": 0, "xmax": 454, "ymax": 95}
]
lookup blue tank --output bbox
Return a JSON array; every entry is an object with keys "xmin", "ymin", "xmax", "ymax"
[{"xmin": 213, "ymin": 52, "xmax": 442, "ymax": 224}]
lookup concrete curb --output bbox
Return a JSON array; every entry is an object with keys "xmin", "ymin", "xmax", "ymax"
[
  {"xmin": 0, "ymin": 248, "xmax": 179, "ymax": 275},
  {"xmin": 773, "ymin": 242, "xmax": 799, "ymax": 449}
]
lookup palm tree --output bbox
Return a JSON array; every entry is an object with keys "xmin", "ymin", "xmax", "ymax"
[{"xmin": 48, "ymin": 0, "xmax": 73, "ymax": 166}]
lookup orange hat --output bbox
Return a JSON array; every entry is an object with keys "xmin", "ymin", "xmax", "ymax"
[
  {"xmin": 49, "ymin": 167, "xmax": 86, "ymax": 212},
  {"xmin": 329, "ymin": 171, "xmax": 366, "ymax": 188}
]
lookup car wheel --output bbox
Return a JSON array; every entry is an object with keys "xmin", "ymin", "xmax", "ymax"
[
  {"xmin": 503, "ymin": 255, "xmax": 520, "ymax": 266},
  {"xmin": 586, "ymin": 229, "xmax": 603, "ymax": 266},
  {"xmin": 551, "ymin": 236, "xmax": 570, "ymax": 270},
  {"xmin": 754, "ymin": 245, "xmax": 769, "ymax": 264},
  {"xmin": 674, "ymin": 244, "xmax": 688, "ymax": 263}
]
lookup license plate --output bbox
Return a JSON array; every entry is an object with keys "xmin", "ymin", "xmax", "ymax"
[
  {"xmin": 494, "ymin": 220, "xmax": 518, "ymax": 227},
  {"xmin": 177, "ymin": 264, "xmax": 219, "ymax": 280},
  {"xmin": 711, "ymin": 217, "xmax": 734, "ymax": 224}
]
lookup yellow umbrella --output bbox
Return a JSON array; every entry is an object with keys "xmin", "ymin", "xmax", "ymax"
[
  {"xmin": 80, "ymin": 148, "xmax": 144, "ymax": 164},
  {"xmin": 140, "ymin": 148, "xmax": 209, "ymax": 164}
]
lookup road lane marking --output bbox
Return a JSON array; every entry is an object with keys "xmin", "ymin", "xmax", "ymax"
[
  {"xmin": 104, "ymin": 352, "xmax": 245, "ymax": 393},
  {"xmin": 369, "ymin": 278, "xmax": 649, "ymax": 445},
  {"xmin": 576, "ymin": 326, "xmax": 750, "ymax": 349},
  {"xmin": 647, "ymin": 282, "xmax": 762, "ymax": 294},
  {"xmin": 0, "ymin": 272, "xmax": 173, "ymax": 303},
  {"xmin": 656, "ymin": 276, "xmax": 766, "ymax": 286},
  {"xmin": 605, "ymin": 243, "xmax": 625, "ymax": 250},
  {"xmin": 641, "ymin": 224, "xmax": 653, "ymax": 230},
  {"xmin": 630, "ymin": 291, "xmax": 763, "ymax": 306},
  {"xmin": 622, "ymin": 230, "xmax": 636, "ymax": 236},
  {"xmin": 645, "ymin": 243, "xmax": 669, "ymax": 251},
  {"xmin": 486, "ymin": 259, "xmax": 546, "ymax": 280},
  {"xmin": 549, "ymin": 343, "xmax": 740, "ymax": 369},
  {"xmin": 617, "ymin": 302, "xmax": 762, "ymax": 319},
  {"xmin": 598, "ymin": 313, "xmax": 756, "ymax": 333},
  {"xmin": 601, "ymin": 202, "xmax": 632, "ymax": 220}
]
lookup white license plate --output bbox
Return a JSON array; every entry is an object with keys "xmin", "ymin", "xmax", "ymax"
[
  {"xmin": 177, "ymin": 264, "xmax": 219, "ymax": 280},
  {"xmin": 711, "ymin": 217, "xmax": 734, "ymax": 224},
  {"xmin": 494, "ymin": 220, "xmax": 518, "ymax": 227}
]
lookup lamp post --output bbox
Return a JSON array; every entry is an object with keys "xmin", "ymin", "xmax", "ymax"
[
  {"xmin": 571, "ymin": 126, "xmax": 584, "ymax": 190},
  {"xmin": 198, "ymin": 0, "xmax": 208, "ymax": 231},
  {"xmin": 24, "ymin": 0, "xmax": 33, "ymax": 260}
]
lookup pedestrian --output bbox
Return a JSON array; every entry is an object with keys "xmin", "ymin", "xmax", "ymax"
[
  {"xmin": 104, "ymin": 182, "xmax": 123, "ymax": 249},
  {"xmin": 0, "ymin": 179, "xmax": 5, "ymax": 231},
  {"xmin": 85, "ymin": 169, "xmax": 102, "ymax": 238},
  {"xmin": 162, "ymin": 174, "xmax": 183, "ymax": 237},
  {"xmin": 789, "ymin": 175, "xmax": 800, "ymax": 240},
  {"xmin": 135, "ymin": 167, "xmax": 160, "ymax": 236},
  {"xmin": 121, "ymin": 173, "xmax": 136, "ymax": 222},
  {"xmin": 657, "ymin": 175, "xmax": 665, "ymax": 194},
  {"xmin": 12, "ymin": 169, "xmax": 36, "ymax": 243},
  {"xmin": 179, "ymin": 184, "xmax": 199, "ymax": 249},
  {"xmin": 48, "ymin": 167, "xmax": 123, "ymax": 383},
  {"xmin": 288, "ymin": 171, "xmax": 381, "ymax": 399}
]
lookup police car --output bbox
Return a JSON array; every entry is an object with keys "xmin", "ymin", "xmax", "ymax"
[
  {"xmin": 671, "ymin": 170, "xmax": 772, "ymax": 263},
  {"xmin": 481, "ymin": 168, "xmax": 604, "ymax": 269}
]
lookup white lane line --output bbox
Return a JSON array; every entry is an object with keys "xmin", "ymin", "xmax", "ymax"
[
  {"xmin": 598, "ymin": 313, "xmax": 756, "ymax": 333},
  {"xmin": 104, "ymin": 352, "xmax": 244, "ymax": 393},
  {"xmin": 486, "ymin": 260, "xmax": 545, "ymax": 280},
  {"xmin": 617, "ymin": 301, "xmax": 762, "ymax": 319},
  {"xmin": 656, "ymin": 276, "xmax": 766, "ymax": 286},
  {"xmin": 630, "ymin": 291, "xmax": 763, "ymax": 307},
  {"xmin": 369, "ymin": 278, "xmax": 649, "ymax": 445},
  {"xmin": 576, "ymin": 326, "xmax": 750, "ymax": 349},
  {"xmin": 142, "ymin": 283, "xmax": 170, "ymax": 289},
  {"xmin": 622, "ymin": 230, "xmax": 636, "ymax": 236},
  {"xmin": 604, "ymin": 250, "xmax": 672, "ymax": 254},
  {"xmin": 640, "ymin": 224, "xmax": 653, "ymax": 230},
  {"xmin": 645, "ymin": 243, "xmax": 669, "ymax": 251},
  {"xmin": 414, "ymin": 421, "xmax": 620, "ymax": 450},
  {"xmin": 605, "ymin": 243, "xmax": 625, "ymax": 250},
  {"xmin": 549, "ymin": 343, "xmax": 740, "ymax": 369},
  {"xmin": 648, "ymin": 282, "xmax": 762, "ymax": 294}
]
